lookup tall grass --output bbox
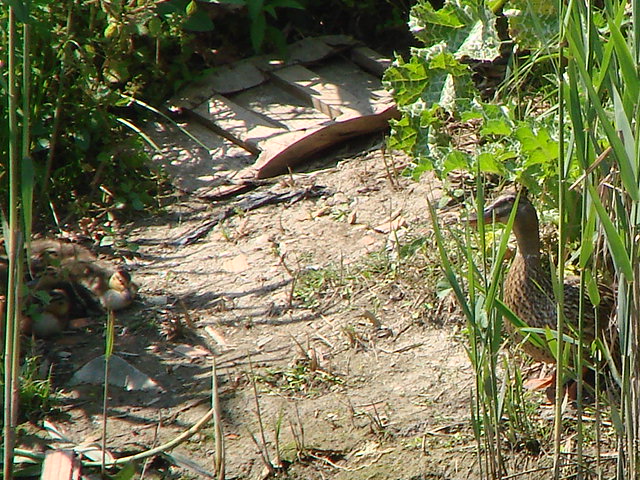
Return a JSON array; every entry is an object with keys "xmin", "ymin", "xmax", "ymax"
[
  {"xmin": 564, "ymin": 0, "xmax": 640, "ymax": 477},
  {"xmin": 428, "ymin": 0, "xmax": 640, "ymax": 477},
  {"xmin": 3, "ymin": 6, "xmax": 29, "ymax": 479}
]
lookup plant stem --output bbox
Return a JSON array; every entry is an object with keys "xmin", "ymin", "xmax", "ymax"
[{"xmin": 3, "ymin": 7, "xmax": 21, "ymax": 480}]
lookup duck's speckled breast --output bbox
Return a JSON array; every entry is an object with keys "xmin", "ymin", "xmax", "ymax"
[{"xmin": 503, "ymin": 254, "xmax": 556, "ymax": 363}]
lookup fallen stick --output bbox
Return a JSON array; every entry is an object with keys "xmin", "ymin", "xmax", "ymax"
[{"xmin": 172, "ymin": 185, "xmax": 328, "ymax": 246}]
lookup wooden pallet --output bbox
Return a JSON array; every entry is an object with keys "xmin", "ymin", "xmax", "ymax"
[{"xmin": 144, "ymin": 35, "xmax": 398, "ymax": 198}]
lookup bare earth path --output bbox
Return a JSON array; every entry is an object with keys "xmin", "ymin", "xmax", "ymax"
[{"xmin": 46, "ymin": 143, "xmax": 480, "ymax": 479}]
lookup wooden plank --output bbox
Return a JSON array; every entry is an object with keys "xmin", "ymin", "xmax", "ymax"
[
  {"xmin": 169, "ymin": 36, "xmax": 358, "ymax": 106},
  {"xmin": 144, "ymin": 116, "xmax": 256, "ymax": 195},
  {"xmin": 269, "ymin": 65, "xmax": 370, "ymax": 120},
  {"xmin": 169, "ymin": 61, "xmax": 267, "ymax": 109},
  {"xmin": 156, "ymin": 37, "xmax": 400, "ymax": 192},
  {"xmin": 310, "ymin": 58, "xmax": 395, "ymax": 119},
  {"xmin": 230, "ymin": 82, "xmax": 332, "ymax": 133},
  {"xmin": 41, "ymin": 450, "xmax": 81, "ymax": 480},
  {"xmin": 192, "ymin": 94, "xmax": 288, "ymax": 152},
  {"xmin": 288, "ymin": 37, "xmax": 336, "ymax": 64},
  {"xmin": 318, "ymin": 34, "xmax": 361, "ymax": 48},
  {"xmin": 253, "ymin": 108, "xmax": 399, "ymax": 178},
  {"xmin": 350, "ymin": 46, "xmax": 393, "ymax": 77}
]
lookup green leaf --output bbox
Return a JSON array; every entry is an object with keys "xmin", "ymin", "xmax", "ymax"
[
  {"xmin": 477, "ymin": 152, "xmax": 505, "ymax": 174},
  {"xmin": 567, "ymin": 24, "xmax": 639, "ymax": 201},
  {"xmin": 587, "ymin": 184, "xmax": 633, "ymax": 280},
  {"xmin": 585, "ymin": 269, "xmax": 601, "ymax": 307},
  {"xmin": 111, "ymin": 462, "xmax": 137, "ymax": 480},
  {"xmin": 503, "ymin": 0, "xmax": 558, "ymax": 50},
  {"xmin": 444, "ymin": 150, "xmax": 469, "ymax": 173},
  {"xmin": 409, "ymin": 0, "xmax": 500, "ymax": 61},
  {"xmin": 250, "ymin": 12, "xmax": 266, "ymax": 52},
  {"xmin": 608, "ymin": 16, "xmax": 639, "ymax": 103},
  {"xmin": 148, "ymin": 16, "xmax": 162, "ymax": 36},
  {"xmin": 481, "ymin": 118, "xmax": 511, "ymax": 136},
  {"xmin": 515, "ymin": 125, "xmax": 558, "ymax": 166},
  {"xmin": 182, "ymin": 11, "xmax": 215, "ymax": 31}
]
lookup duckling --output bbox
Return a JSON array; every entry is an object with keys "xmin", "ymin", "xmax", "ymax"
[
  {"xmin": 471, "ymin": 192, "xmax": 617, "ymax": 385},
  {"xmin": 88, "ymin": 269, "xmax": 138, "ymax": 311},
  {"xmin": 28, "ymin": 239, "xmax": 138, "ymax": 314},
  {"xmin": 21, "ymin": 288, "xmax": 71, "ymax": 338},
  {"xmin": 30, "ymin": 239, "xmax": 93, "ymax": 279}
]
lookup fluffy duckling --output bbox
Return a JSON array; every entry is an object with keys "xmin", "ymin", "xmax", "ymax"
[
  {"xmin": 30, "ymin": 239, "xmax": 97, "ymax": 267},
  {"xmin": 21, "ymin": 288, "xmax": 71, "ymax": 338},
  {"xmin": 88, "ymin": 269, "xmax": 138, "ymax": 311}
]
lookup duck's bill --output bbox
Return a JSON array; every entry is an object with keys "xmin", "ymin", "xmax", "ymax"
[{"xmin": 467, "ymin": 208, "xmax": 493, "ymax": 227}]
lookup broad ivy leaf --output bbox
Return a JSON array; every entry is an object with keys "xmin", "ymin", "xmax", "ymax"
[
  {"xmin": 481, "ymin": 118, "xmax": 512, "ymax": 136},
  {"xmin": 477, "ymin": 151, "xmax": 506, "ymax": 174},
  {"xmin": 515, "ymin": 125, "xmax": 559, "ymax": 166}
]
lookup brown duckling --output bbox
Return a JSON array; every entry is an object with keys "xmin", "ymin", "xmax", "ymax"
[
  {"xmin": 471, "ymin": 192, "xmax": 617, "ymax": 386},
  {"xmin": 21, "ymin": 288, "xmax": 71, "ymax": 338},
  {"xmin": 88, "ymin": 269, "xmax": 138, "ymax": 311},
  {"xmin": 29, "ymin": 239, "xmax": 96, "ymax": 280},
  {"xmin": 30, "ymin": 239, "xmax": 97, "ymax": 266}
]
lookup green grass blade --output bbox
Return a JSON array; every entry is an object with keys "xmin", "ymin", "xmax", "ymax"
[
  {"xmin": 567, "ymin": 25, "xmax": 639, "ymax": 200},
  {"xmin": 427, "ymin": 198, "xmax": 472, "ymax": 320},
  {"xmin": 587, "ymin": 184, "xmax": 633, "ymax": 279}
]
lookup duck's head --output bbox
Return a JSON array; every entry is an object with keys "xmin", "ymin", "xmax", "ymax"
[
  {"xmin": 44, "ymin": 288, "xmax": 71, "ymax": 318},
  {"xmin": 469, "ymin": 192, "xmax": 536, "ymax": 226},
  {"xmin": 469, "ymin": 191, "xmax": 541, "ymax": 255}
]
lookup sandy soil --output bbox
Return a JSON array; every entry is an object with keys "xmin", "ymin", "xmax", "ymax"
[{"xmin": 25, "ymin": 141, "xmax": 490, "ymax": 479}]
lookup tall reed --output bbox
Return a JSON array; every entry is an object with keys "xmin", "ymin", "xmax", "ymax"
[
  {"xmin": 564, "ymin": 0, "xmax": 640, "ymax": 477},
  {"xmin": 2, "ymin": 5, "xmax": 32, "ymax": 478}
]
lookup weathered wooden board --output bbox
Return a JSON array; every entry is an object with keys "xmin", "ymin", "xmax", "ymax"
[
  {"xmin": 41, "ymin": 450, "xmax": 81, "ymax": 480},
  {"xmin": 144, "ymin": 35, "xmax": 397, "ymax": 197},
  {"xmin": 192, "ymin": 94, "xmax": 287, "ymax": 153},
  {"xmin": 231, "ymin": 81, "xmax": 332, "ymax": 131},
  {"xmin": 144, "ymin": 116, "xmax": 256, "ymax": 196}
]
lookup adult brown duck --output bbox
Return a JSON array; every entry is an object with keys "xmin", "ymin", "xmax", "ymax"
[{"xmin": 471, "ymin": 192, "xmax": 617, "ymax": 389}]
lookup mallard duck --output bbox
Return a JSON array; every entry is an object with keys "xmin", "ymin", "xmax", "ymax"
[{"xmin": 471, "ymin": 192, "xmax": 616, "ymax": 381}]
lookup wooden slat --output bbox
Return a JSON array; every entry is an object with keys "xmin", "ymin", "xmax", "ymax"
[
  {"xmin": 287, "ymin": 37, "xmax": 336, "ymax": 63},
  {"xmin": 144, "ymin": 117, "xmax": 255, "ymax": 195},
  {"xmin": 269, "ymin": 65, "xmax": 370, "ymax": 119},
  {"xmin": 230, "ymin": 82, "xmax": 332, "ymax": 133},
  {"xmin": 254, "ymin": 108, "xmax": 398, "ymax": 178},
  {"xmin": 318, "ymin": 34, "xmax": 361, "ymax": 48},
  {"xmin": 310, "ymin": 58, "xmax": 395, "ymax": 119},
  {"xmin": 192, "ymin": 95, "xmax": 288, "ymax": 152},
  {"xmin": 169, "ymin": 36, "xmax": 356, "ymax": 106},
  {"xmin": 41, "ymin": 450, "xmax": 81, "ymax": 480},
  {"xmin": 169, "ymin": 61, "xmax": 267, "ymax": 109},
  {"xmin": 350, "ymin": 46, "xmax": 393, "ymax": 77}
]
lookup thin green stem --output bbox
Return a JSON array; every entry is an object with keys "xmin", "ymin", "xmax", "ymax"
[
  {"xmin": 553, "ymin": 0, "xmax": 567, "ymax": 476},
  {"xmin": 3, "ymin": 8, "xmax": 21, "ymax": 480}
]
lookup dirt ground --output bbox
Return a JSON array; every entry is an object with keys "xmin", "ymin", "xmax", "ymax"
[{"xmin": 27, "ymin": 140, "xmax": 503, "ymax": 479}]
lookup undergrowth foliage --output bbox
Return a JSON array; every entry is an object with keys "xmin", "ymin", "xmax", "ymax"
[
  {"xmin": 0, "ymin": 1, "xmax": 196, "ymax": 217},
  {"xmin": 383, "ymin": 0, "xmax": 564, "ymax": 203}
]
